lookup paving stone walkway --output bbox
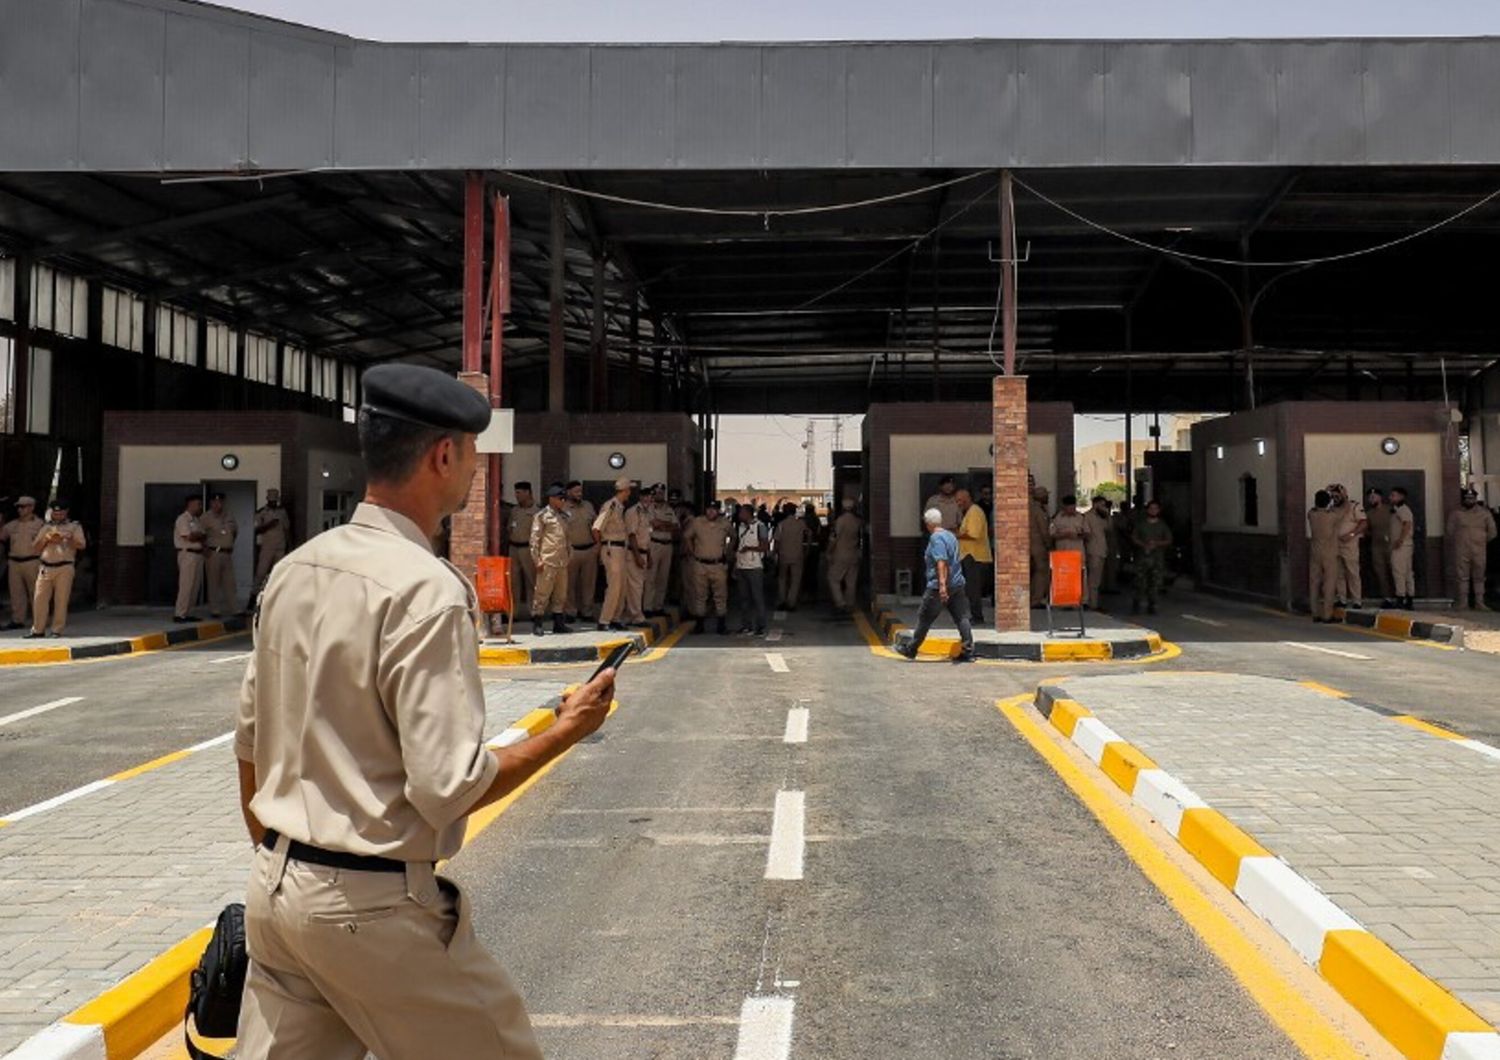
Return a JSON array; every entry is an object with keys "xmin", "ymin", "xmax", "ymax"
[
  {"xmin": 1051, "ymin": 671, "xmax": 1500, "ymax": 1024},
  {"xmin": 0, "ymin": 680, "xmax": 565, "ymax": 1054}
]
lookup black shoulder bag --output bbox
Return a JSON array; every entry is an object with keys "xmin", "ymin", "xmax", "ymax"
[{"xmin": 184, "ymin": 902, "xmax": 247, "ymax": 1060}]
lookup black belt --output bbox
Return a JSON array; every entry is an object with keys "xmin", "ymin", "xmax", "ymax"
[
  {"xmin": 652, "ymin": 537, "xmax": 673, "ymax": 544},
  {"xmin": 603, "ymin": 539, "xmax": 627, "ymax": 546},
  {"xmin": 263, "ymin": 829, "xmax": 412, "ymax": 875},
  {"xmin": 570, "ymin": 541, "xmax": 596, "ymax": 550},
  {"xmin": 40, "ymin": 559, "xmax": 74, "ymax": 568},
  {"xmin": 178, "ymin": 548, "xmax": 203, "ymax": 554},
  {"xmin": 7, "ymin": 556, "xmax": 38, "ymax": 563},
  {"xmin": 694, "ymin": 557, "xmax": 725, "ymax": 565}
]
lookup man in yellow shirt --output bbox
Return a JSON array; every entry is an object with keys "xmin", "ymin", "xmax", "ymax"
[{"xmin": 955, "ymin": 489, "xmax": 992, "ymax": 624}]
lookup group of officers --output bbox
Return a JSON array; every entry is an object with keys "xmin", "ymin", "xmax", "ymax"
[
  {"xmin": 1306, "ymin": 483, "xmax": 1497, "ymax": 620},
  {"xmin": 500, "ymin": 479, "xmax": 865, "ymax": 637},
  {"xmin": 171, "ymin": 489, "xmax": 291, "ymax": 621}
]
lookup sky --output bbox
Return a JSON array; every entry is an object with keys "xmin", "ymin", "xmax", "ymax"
[{"xmin": 223, "ymin": 0, "xmax": 1500, "ymax": 42}]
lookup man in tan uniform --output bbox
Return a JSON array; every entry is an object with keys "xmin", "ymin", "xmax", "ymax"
[
  {"xmin": 622, "ymin": 488, "xmax": 651, "ymax": 626},
  {"xmin": 200, "ymin": 492, "xmax": 239, "ymax": 617},
  {"xmin": 1308, "ymin": 489, "xmax": 1341, "ymax": 622},
  {"xmin": 506, "ymin": 482, "xmax": 538, "ymax": 618},
  {"xmin": 26, "ymin": 500, "xmax": 85, "ymax": 638},
  {"xmin": 1328, "ymin": 484, "xmax": 1366, "ymax": 607},
  {"xmin": 1084, "ymin": 496, "xmax": 1113, "ymax": 610},
  {"xmin": 1029, "ymin": 486, "xmax": 1052, "ymax": 608},
  {"xmin": 529, "ymin": 483, "xmax": 573, "ymax": 636},
  {"xmin": 1364, "ymin": 487, "xmax": 1395, "ymax": 606},
  {"xmin": 563, "ymin": 481, "xmax": 598, "ymax": 623},
  {"xmin": 774, "ymin": 503, "xmax": 811, "ymax": 611},
  {"xmin": 683, "ymin": 499, "xmax": 731, "ymax": 635},
  {"xmin": 592, "ymin": 478, "xmax": 634, "ymax": 631},
  {"xmin": 923, "ymin": 476, "xmax": 961, "ymax": 533},
  {"xmin": 827, "ymin": 498, "xmax": 862, "ymax": 613},
  {"xmin": 1389, "ymin": 486, "xmax": 1417, "ymax": 609},
  {"xmin": 1, "ymin": 495, "xmax": 43, "ymax": 630},
  {"xmin": 642, "ymin": 483, "xmax": 676, "ymax": 617},
  {"xmin": 1448, "ymin": 487, "xmax": 1497, "ymax": 609},
  {"xmin": 253, "ymin": 489, "xmax": 291, "ymax": 600},
  {"xmin": 173, "ymin": 494, "xmax": 207, "ymax": 622},
  {"xmin": 234, "ymin": 364, "xmax": 614, "ymax": 1060}
]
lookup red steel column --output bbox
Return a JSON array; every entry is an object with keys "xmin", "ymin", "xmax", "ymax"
[
  {"xmin": 453, "ymin": 172, "xmax": 489, "ymax": 580},
  {"xmin": 1000, "ymin": 170, "xmax": 1018, "ymax": 376},
  {"xmin": 486, "ymin": 193, "xmax": 510, "ymax": 558}
]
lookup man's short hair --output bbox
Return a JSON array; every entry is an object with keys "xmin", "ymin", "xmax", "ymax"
[
  {"xmin": 923, "ymin": 507, "xmax": 944, "ymax": 527},
  {"xmin": 514, "ymin": 481, "xmax": 533, "ymax": 493},
  {"xmin": 1390, "ymin": 486, "xmax": 1407, "ymax": 498},
  {"xmin": 1314, "ymin": 489, "xmax": 1331, "ymax": 508},
  {"xmin": 566, "ymin": 480, "xmax": 582, "ymax": 490},
  {"xmin": 185, "ymin": 494, "xmax": 201, "ymax": 506},
  {"xmin": 1062, "ymin": 494, "xmax": 1077, "ymax": 506},
  {"xmin": 358, "ymin": 409, "xmax": 461, "ymax": 485}
]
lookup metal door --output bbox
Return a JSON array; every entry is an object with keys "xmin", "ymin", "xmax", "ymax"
[{"xmin": 1362, "ymin": 468, "xmax": 1426, "ymax": 592}]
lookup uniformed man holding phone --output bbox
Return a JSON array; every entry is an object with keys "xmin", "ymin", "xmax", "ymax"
[{"xmin": 234, "ymin": 365, "xmax": 615, "ymax": 1059}]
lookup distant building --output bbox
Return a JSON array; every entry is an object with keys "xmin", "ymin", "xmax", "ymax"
[
  {"xmin": 716, "ymin": 487, "xmax": 829, "ymax": 515},
  {"xmin": 1077, "ymin": 441, "xmax": 1158, "ymax": 499}
]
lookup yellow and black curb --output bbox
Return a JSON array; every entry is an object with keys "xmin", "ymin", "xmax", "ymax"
[
  {"xmin": 1026, "ymin": 680, "xmax": 1500, "ymax": 1060},
  {"xmin": 1333, "ymin": 605, "xmax": 1465, "ymax": 648},
  {"xmin": 0, "ymin": 616, "xmax": 248, "ymax": 666},
  {"xmin": 478, "ymin": 608, "xmax": 682, "ymax": 667},
  {"xmin": 868, "ymin": 604, "xmax": 1167, "ymax": 662}
]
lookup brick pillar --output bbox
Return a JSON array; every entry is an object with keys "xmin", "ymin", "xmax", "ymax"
[
  {"xmin": 449, "ymin": 371, "xmax": 490, "ymax": 582},
  {"xmin": 993, "ymin": 375, "xmax": 1030, "ymax": 632}
]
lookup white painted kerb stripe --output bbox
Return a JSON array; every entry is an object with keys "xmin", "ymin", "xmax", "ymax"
[
  {"xmin": 5, "ymin": 1019, "xmax": 107, "ymax": 1060},
  {"xmin": 1281, "ymin": 641, "xmax": 1372, "ymax": 661},
  {"xmin": 783, "ymin": 708, "xmax": 809, "ymax": 745},
  {"xmin": 1441, "ymin": 1031, "xmax": 1500, "ymax": 1060},
  {"xmin": 3, "ymin": 780, "xmax": 115, "ymax": 823},
  {"xmin": 1131, "ymin": 769, "xmax": 1206, "ymax": 839},
  {"xmin": 1458, "ymin": 739, "xmax": 1500, "ymax": 763},
  {"xmin": 733, "ymin": 996, "xmax": 795, "ymax": 1060},
  {"xmin": 186, "ymin": 731, "xmax": 235, "ymax": 753},
  {"xmin": 765, "ymin": 653, "xmax": 790, "ymax": 673},
  {"xmin": 0, "ymin": 696, "xmax": 84, "ymax": 729},
  {"xmin": 210, "ymin": 651, "xmax": 253, "ymax": 665},
  {"xmin": 1070, "ymin": 717, "xmax": 1121, "ymax": 765},
  {"xmin": 765, "ymin": 791, "xmax": 805, "ymax": 881},
  {"xmin": 1234, "ymin": 856, "xmax": 1362, "ymax": 965}
]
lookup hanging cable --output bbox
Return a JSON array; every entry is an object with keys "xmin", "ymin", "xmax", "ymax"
[{"xmin": 1011, "ymin": 174, "xmax": 1500, "ymax": 269}]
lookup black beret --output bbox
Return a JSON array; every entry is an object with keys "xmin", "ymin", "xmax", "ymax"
[
  {"xmin": 546, "ymin": 484, "xmax": 567, "ymax": 498},
  {"xmin": 361, "ymin": 364, "xmax": 492, "ymax": 434},
  {"xmin": 514, "ymin": 481, "xmax": 533, "ymax": 492}
]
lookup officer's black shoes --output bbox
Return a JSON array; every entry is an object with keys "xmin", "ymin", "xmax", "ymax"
[
  {"xmin": 692, "ymin": 619, "xmax": 707, "ymax": 635},
  {"xmin": 0, "ymin": 621, "xmax": 18, "ymax": 631},
  {"xmin": 45, "ymin": 630, "xmax": 61, "ymax": 638},
  {"xmin": 896, "ymin": 644, "xmax": 917, "ymax": 660},
  {"xmin": 1346, "ymin": 601, "xmax": 1363, "ymax": 609},
  {"xmin": 23, "ymin": 631, "xmax": 43, "ymax": 639},
  {"xmin": 1380, "ymin": 598, "xmax": 1395, "ymax": 608},
  {"xmin": 716, "ymin": 618, "xmax": 729, "ymax": 636},
  {"xmin": 753, "ymin": 627, "xmax": 767, "ymax": 637},
  {"xmin": 553, "ymin": 617, "xmax": 574, "ymax": 634},
  {"xmin": 1130, "ymin": 603, "xmax": 1141, "ymax": 615},
  {"xmin": 596, "ymin": 622, "xmax": 609, "ymax": 632},
  {"xmin": 609, "ymin": 622, "xmax": 627, "ymax": 632},
  {"xmin": 533, "ymin": 621, "xmax": 547, "ymax": 637}
]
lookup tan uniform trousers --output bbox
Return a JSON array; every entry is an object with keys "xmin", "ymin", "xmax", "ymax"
[
  {"xmin": 1029, "ymin": 546, "xmax": 1051, "ymax": 606},
  {"xmin": 1085, "ymin": 550, "xmax": 1108, "ymax": 608},
  {"xmin": 8, "ymin": 558, "xmax": 39, "ymax": 625},
  {"xmin": 32, "ymin": 563, "xmax": 75, "ymax": 634},
  {"xmin": 237, "ymin": 842, "xmax": 542, "ymax": 1060},
  {"xmin": 176, "ymin": 550, "xmax": 204, "ymax": 617},
  {"xmin": 566, "ymin": 545, "xmax": 598, "ymax": 618},
  {"xmin": 1309, "ymin": 546, "xmax": 1339, "ymax": 620},
  {"xmin": 254, "ymin": 545, "xmax": 284, "ymax": 597},
  {"xmin": 508, "ymin": 549, "xmax": 535, "ymax": 614},
  {"xmin": 1456, "ymin": 540, "xmax": 1488, "ymax": 606},
  {"xmin": 597, "ymin": 543, "xmax": 630, "ymax": 623},
  {"xmin": 828, "ymin": 553, "xmax": 858, "ymax": 608},
  {"xmin": 690, "ymin": 559, "xmax": 728, "ymax": 616},
  {"xmin": 1369, "ymin": 541, "xmax": 1394, "ymax": 600},
  {"xmin": 645, "ymin": 542, "xmax": 673, "ymax": 612},
  {"xmin": 778, "ymin": 558, "xmax": 805, "ymax": 609},
  {"xmin": 206, "ymin": 550, "xmax": 237, "ymax": 615},
  {"xmin": 1334, "ymin": 548, "xmax": 1362, "ymax": 605},
  {"xmin": 623, "ymin": 549, "xmax": 648, "ymax": 622},
  {"xmin": 531, "ymin": 563, "xmax": 568, "ymax": 618},
  {"xmin": 1391, "ymin": 542, "xmax": 1416, "ymax": 597}
]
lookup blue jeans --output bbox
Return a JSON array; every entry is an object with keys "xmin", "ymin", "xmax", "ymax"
[{"xmin": 735, "ymin": 567, "xmax": 767, "ymax": 631}]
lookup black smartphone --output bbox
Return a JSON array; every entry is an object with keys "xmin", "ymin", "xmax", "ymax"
[{"xmin": 589, "ymin": 640, "xmax": 634, "ymax": 683}]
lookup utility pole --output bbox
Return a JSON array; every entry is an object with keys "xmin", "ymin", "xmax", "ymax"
[
  {"xmin": 832, "ymin": 417, "xmax": 845, "ymax": 453},
  {"xmin": 803, "ymin": 419, "xmax": 816, "ymax": 488}
]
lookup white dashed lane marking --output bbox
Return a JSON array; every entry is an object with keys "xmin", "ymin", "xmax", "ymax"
[
  {"xmin": 1179, "ymin": 614, "xmax": 1227, "ymax": 628},
  {"xmin": 765, "ymin": 653, "xmax": 790, "ymax": 673},
  {"xmin": 1280, "ymin": 641, "xmax": 1373, "ymax": 660},
  {"xmin": 764, "ymin": 791, "xmax": 805, "ymax": 880},
  {"xmin": 783, "ymin": 708, "xmax": 809, "ymax": 744},
  {"xmin": 733, "ymin": 996, "xmax": 796, "ymax": 1060},
  {"xmin": 0, "ymin": 696, "xmax": 83, "ymax": 728}
]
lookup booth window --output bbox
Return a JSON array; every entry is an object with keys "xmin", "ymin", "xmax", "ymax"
[
  {"xmin": 0, "ymin": 336, "xmax": 14, "ymax": 433},
  {"xmin": 155, "ymin": 305, "xmax": 196, "ymax": 364},
  {"xmin": 0, "ymin": 256, "xmax": 14, "ymax": 321},
  {"xmin": 1240, "ymin": 473, "xmax": 1259, "ymax": 527},
  {"xmin": 27, "ymin": 345, "xmax": 51, "ymax": 435},
  {"xmin": 204, "ymin": 321, "xmax": 235, "ymax": 374},
  {"xmin": 102, "ymin": 286, "xmax": 146, "ymax": 353},
  {"xmin": 283, "ymin": 345, "xmax": 307, "ymax": 392},
  {"xmin": 30, "ymin": 264, "xmax": 87, "ymax": 338},
  {"xmin": 310, "ymin": 354, "xmax": 338, "ymax": 400},
  {"xmin": 244, "ymin": 332, "xmax": 277, "ymax": 384},
  {"xmin": 341, "ymin": 363, "xmax": 358, "ymax": 408}
]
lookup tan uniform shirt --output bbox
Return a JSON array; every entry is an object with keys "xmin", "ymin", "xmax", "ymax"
[
  {"xmin": 774, "ymin": 517, "xmax": 811, "ymax": 561},
  {"xmin": 1391, "ymin": 504, "xmax": 1415, "ymax": 549},
  {"xmin": 255, "ymin": 505, "xmax": 290, "ymax": 550},
  {"xmin": 529, "ymin": 506, "xmax": 571, "ymax": 569},
  {"xmin": 683, "ymin": 515, "xmax": 730, "ymax": 561},
  {"xmin": 644, "ymin": 502, "xmax": 677, "ymax": 544},
  {"xmin": 830, "ymin": 512, "xmax": 863, "ymax": 559},
  {"xmin": 924, "ymin": 493, "xmax": 961, "ymax": 532},
  {"xmin": 1448, "ymin": 505, "xmax": 1498, "ymax": 546},
  {"xmin": 0, "ymin": 515, "xmax": 44, "ymax": 559},
  {"xmin": 201, "ymin": 510, "xmax": 237, "ymax": 551},
  {"xmin": 592, "ymin": 498, "xmax": 628, "ymax": 543},
  {"xmin": 1084, "ymin": 509, "xmax": 1112, "ymax": 560},
  {"xmin": 235, "ymin": 503, "xmax": 498, "ymax": 862},
  {"xmin": 1333, "ymin": 501, "xmax": 1365, "ymax": 559},
  {"xmin": 506, "ymin": 504, "xmax": 538, "ymax": 547},
  {"xmin": 174, "ymin": 511, "xmax": 204, "ymax": 550},
  {"xmin": 1365, "ymin": 502, "xmax": 1392, "ymax": 546},
  {"xmin": 565, "ymin": 500, "xmax": 598, "ymax": 547},
  {"xmin": 34, "ymin": 519, "xmax": 85, "ymax": 563},
  {"xmin": 625, "ymin": 505, "xmax": 651, "ymax": 552},
  {"xmin": 1309, "ymin": 507, "xmax": 1340, "ymax": 550},
  {"xmin": 1049, "ymin": 511, "xmax": 1091, "ymax": 553}
]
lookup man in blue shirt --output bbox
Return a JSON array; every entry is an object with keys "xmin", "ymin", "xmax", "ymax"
[{"xmin": 897, "ymin": 508, "xmax": 976, "ymax": 663}]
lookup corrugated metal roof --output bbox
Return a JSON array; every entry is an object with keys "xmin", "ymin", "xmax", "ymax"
[{"xmin": 5, "ymin": 0, "xmax": 1500, "ymax": 171}]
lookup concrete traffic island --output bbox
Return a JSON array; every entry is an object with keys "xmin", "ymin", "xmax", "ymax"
[
  {"xmin": 479, "ymin": 607, "xmax": 684, "ymax": 666},
  {"xmin": 1027, "ymin": 670, "xmax": 1500, "ymax": 1059},
  {"xmin": 1331, "ymin": 603, "xmax": 1467, "ymax": 647},
  {"xmin": 0, "ymin": 608, "xmax": 249, "ymax": 665},
  {"xmin": 869, "ymin": 595, "xmax": 1166, "ymax": 662}
]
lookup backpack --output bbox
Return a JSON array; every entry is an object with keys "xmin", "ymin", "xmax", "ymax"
[{"xmin": 184, "ymin": 902, "xmax": 247, "ymax": 1059}]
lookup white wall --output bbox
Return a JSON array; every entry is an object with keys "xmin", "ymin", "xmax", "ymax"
[
  {"xmin": 500, "ymin": 444, "xmax": 542, "ymax": 502},
  {"xmin": 1202, "ymin": 438, "xmax": 1280, "ymax": 535},
  {"xmin": 117, "ymin": 445, "xmax": 280, "ymax": 546},
  {"xmin": 568, "ymin": 443, "xmax": 668, "ymax": 488},
  {"xmin": 888, "ymin": 432, "xmax": 1057, "ymax": 536},
  {"xmin": 306, "ymin": 448, "xmax": 366, "ymax": 537},
  {"xmin": 1303, "ymin": 432, "xmax": 1446, "ymax": 536}
]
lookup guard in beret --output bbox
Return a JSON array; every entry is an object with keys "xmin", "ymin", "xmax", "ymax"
[
  {"xmin": 590, "ymin": 477, "xmax": 636, "ymax": 631},
  {"xmin": 642, "ymin": 482, "xmax": 676, "ymax": 617},
  {"xmin": 0, "ymin": 494, "xmax": 43, "ymax": 630},
  {"xmin": 27, "ymin": 499, "xmax": 85, "ymax": 638},
  {"xmin": 234, "ymin": 363, "xmax": 613, "ymax": 1059},
  {"xmin": 1449, "ymin": 485, "xmax": 1497, "ymax": 609},
  {"xmin": 506, "ymin": 482, "xmax": 538, "ymax": 617},
  {"xmin": 528, "ymin": 483, "xmax": 573, "ymax": 636},
  {"xmin": 563, "ymin": 481, "xmax": 598, "ymax": 624}
]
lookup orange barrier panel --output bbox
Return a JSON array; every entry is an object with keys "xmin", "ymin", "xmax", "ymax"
[
  {"xmin": 476, "ymin": 556, "xmax": 513, "ymax": 614},
  {"xmin": 1049, "ymin": 550, "xmax": 1084, "ymax": 608}
]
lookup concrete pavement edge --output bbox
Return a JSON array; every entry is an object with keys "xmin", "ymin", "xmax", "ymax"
[
  {"xmin": 865, "ymin": 604, "xmax": 1174, "ymax": 663},
  {"xmin": 0, "ymin": 617, "xmax": 249, "ymax": 667}
]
